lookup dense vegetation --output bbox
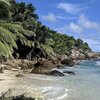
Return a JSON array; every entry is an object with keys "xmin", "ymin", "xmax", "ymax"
[{"xmin": 0, "ymin": 0, "xmax": 91, "ymax": 60}]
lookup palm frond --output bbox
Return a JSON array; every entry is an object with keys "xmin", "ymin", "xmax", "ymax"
[
  {"xmin": 0, "ymin": 41, "xmax": 9, "ymax": 57},
  {"xmin": 0, "ymin": 0, "xmax": 10, "ymax": 6},
  {"xmin": 0, "ymin": 23, "xmax": 36, "ymax": 37},
  {"xmin": 25, "ymin": 30, "xmax": 36, "ymax": 37},
  {"xmin": 0, "ymin": 27, "xmax": 17, "ymax": 48},
  {"xmin": 40, "ymin": 44, "xmax": 56, "ymax": 57}
]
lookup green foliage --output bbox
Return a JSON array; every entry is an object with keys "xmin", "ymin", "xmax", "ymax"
[
  {"xmin": 41, "ymin": 44, "xmax": 56, "ymax": 57},
  {"xmin": 0, "ymin": 41, "xmax": 10, "ymax": 57},
  {"xmin": 0, "ymin": 0, "xmax": 10, "ymax": 20},
  {"xmin": 0, "ymin": 0, "xmax": 91, "ymax": 59}
]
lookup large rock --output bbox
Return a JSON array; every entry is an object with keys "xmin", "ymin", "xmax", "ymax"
[
  {"xmin": 70, "ymin": 48, "xmax": 85, "ymax": 60},
  {"xmin": 31, "ymin": 60, "xmax": 56, "ymax": 74},
  {"xmin": 56, "ymin": 64, "xmax": 65, "ymax": 69},
  {"xmin": 1, "ymin": 65, "xmax": 12, "ymax": 70},
  {"xmin": 77, "ymin": 53, "xmax": 85, "ymax": 60},
  {"xmin": 18, "ymin": 63, "xmax": 29, "ymax": 70},
  {"xmin": 51, "ymin": 59, "xmax": 61, "ymax": 65},
  {"xmin": 3, "ymin": 60, "xmax": 35, "ymax": 70},
  {"xmin": 70, "ymin": 49, "xmax": 80, "ymax": 60},
  {"xmin": 58, "ymin": 55, "xmax": 68, "ymax": 61},
  {"xmin": 17, "ymin": 60, "xmax": 35, "ymax": 69},
  {"xmin": 86, "ymin": 52, "xmax": 97, "ymax": 59},
  {"xmin": 61, "ymin": 59, "xmax": 75, "ymax": 66},
  {"xmin": 4, "ymin": 60, "xmax": 19, "ymax": 69},
  {"xmin": 47, "ymin": 70, "xmax": 65, "ymax": 76},
  {"xmin": 0, "ymin": 87, "xmax": 43, "ymax": 100}
]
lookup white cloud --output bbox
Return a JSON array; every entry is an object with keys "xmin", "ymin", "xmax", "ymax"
[
  {"xmin": 55, "ymin": 24, "xmax": 69, "ymax": 34},
  {"xmin": 83, "ymin": 38, "xmax": 100, "ymax": 46},
  {"xmin": 42, "ymin": 13, "xmax": 77, "ymax": 22},
  {"xmin": 57, "ymin": 3, "xmax": 83, "ymax": 14},
  {"xmin": 55, "ymin": 14, "xmax": 100, "ymax": 34},
  {"xmin": 55, "ymin": 22, "xmax": 83, "ymax": 34},
  {"xmin": 82, "ymin": 38, "xmax": 100, "ymax": 51},
  {"xmin": 42, "ymin": 13, "xmax": 57, "ymax": 22},
  {"xmin": 57, "ymin": 15, "xmax": 77, "ymax": 20},
  {"xmin": 69, "ymin": 22, "xmax": 83, "ymax": 33},
  {"xmin": 78, "ymin": 15, "xmax": 100, "ymax": 30}
]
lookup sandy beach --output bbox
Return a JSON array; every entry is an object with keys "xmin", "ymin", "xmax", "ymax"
[
  {"xmin": 0, "ymin": 70, "xmax": 68, "ymax": 100},
  {"xmin": 0, "ymin": 70, "xmax": 17, "ymax": 94}
]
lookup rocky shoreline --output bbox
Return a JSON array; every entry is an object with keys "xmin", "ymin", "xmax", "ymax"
[{"xmin": 0, "ymin": 51, "xmax": 100, "ymax": 76}]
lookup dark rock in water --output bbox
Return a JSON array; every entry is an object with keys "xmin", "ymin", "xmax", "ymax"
[
  {"xmin": 47, "ymin": 70, "xmax": 65, "ymax": 76},
  {"xmin": 0, "ymin": 67, "xmax": 3, "ymax": 73},
  {"xmin": 31, "ymin": 60, "xmax": 55, "ymax": 74},
  {"xmin": 63, "ymin": 70, "xmax": 75, "ymax": 75},
  {"xmin": 0, "ymin": 88, "xmax": 43, "ymax": 100},
  {"xmin": 61, "ymin": 59, "xmax": 75, "ymax": 66}
]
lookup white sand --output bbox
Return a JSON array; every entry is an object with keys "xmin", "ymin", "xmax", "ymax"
[
  {"xmin": 0, "ymin": 70, "xmax": 68, "ymax": 100},
  {"xmin": 0, "ymin": 70, "xmax": 17, "ymax": 94}
]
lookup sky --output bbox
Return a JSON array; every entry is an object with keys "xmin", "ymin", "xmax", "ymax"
[{"xmin": 16, "ymin": 0, "xmax": 100, "ymax": 52}]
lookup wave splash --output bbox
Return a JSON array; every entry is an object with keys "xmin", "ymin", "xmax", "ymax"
[{"xmin": 40, "ymin": 86, "xmax": 68, "ymax": 100}]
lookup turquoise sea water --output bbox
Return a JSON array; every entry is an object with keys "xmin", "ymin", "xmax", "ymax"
[
  {"xmin": 21, "ymin": 60, "xmax": 100, "ymax": 100},
  {"xmin": 41, "ymin": 60, "xmax": 100, "ymax": 100},
  {"xmin": 58, "ymin": 60, "xmax": 100, "ymax": 100}
]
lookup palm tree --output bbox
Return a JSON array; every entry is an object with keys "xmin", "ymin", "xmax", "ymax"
[
  {"xmin": 0, "ymin": 0, "xmax": 36, "ymax": 59},
  {"xmin": 0, "ymin": 21, "xmax": 36, "ymax": 57},
  {"xmin": 0, "ymin": 1, "xmax": 36, "ymax": 58}
]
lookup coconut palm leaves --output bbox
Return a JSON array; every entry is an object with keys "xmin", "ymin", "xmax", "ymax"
[
  {"xmin": 0, "ymin": 22, "xmax": 35, "ymax": 37},
  {"xmin": 40, "ymin": 44, "xmax": 56, "ymax": 57},
  {"xmin": 0, "ymin": 25, "xmax": 16, "ymax": 57},
  {"xmin": 0, "ymin": 41, "xmax": 11, "ymax": 58},
  {"xmin": 0, "ymin": 0, "xmax": 91, "ymax": 59},
  {"xmin": 0, "ymin": 26, "xmax": 16, "ymax": 46},
  {"xmin": 0, "ymin": 22, "xmax": 36, "ymax": 57}
]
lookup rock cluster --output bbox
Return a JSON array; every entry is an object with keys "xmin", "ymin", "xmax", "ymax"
[{"xmin": 1, "ymin": 51, "xmax": 98, "ymax": 76}]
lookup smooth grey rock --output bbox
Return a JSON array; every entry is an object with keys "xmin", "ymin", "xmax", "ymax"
[{"xmin": 0, "ymin": 87, "xmax": 43, "ymax": 100}]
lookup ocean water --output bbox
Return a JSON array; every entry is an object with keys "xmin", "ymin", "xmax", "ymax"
[
  {"xmin": 17, "ymin": 60, "xmax": 100, "ymax": 100},
  {"xmin": 40, "ymin": 60, "xmax": 100, "ymax": 100}
]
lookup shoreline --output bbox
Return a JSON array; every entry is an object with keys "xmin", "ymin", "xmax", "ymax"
[
  {"xmin": 0, "ymin": 59, "xmax": 96, "ymax": 100},
  {"xmin": 0, "ymin": 70, "xmax": 68, "ymax": 100},
  {"xmin": 0, "ymin": 52, "xmax": 99, "ymax": 100}
]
